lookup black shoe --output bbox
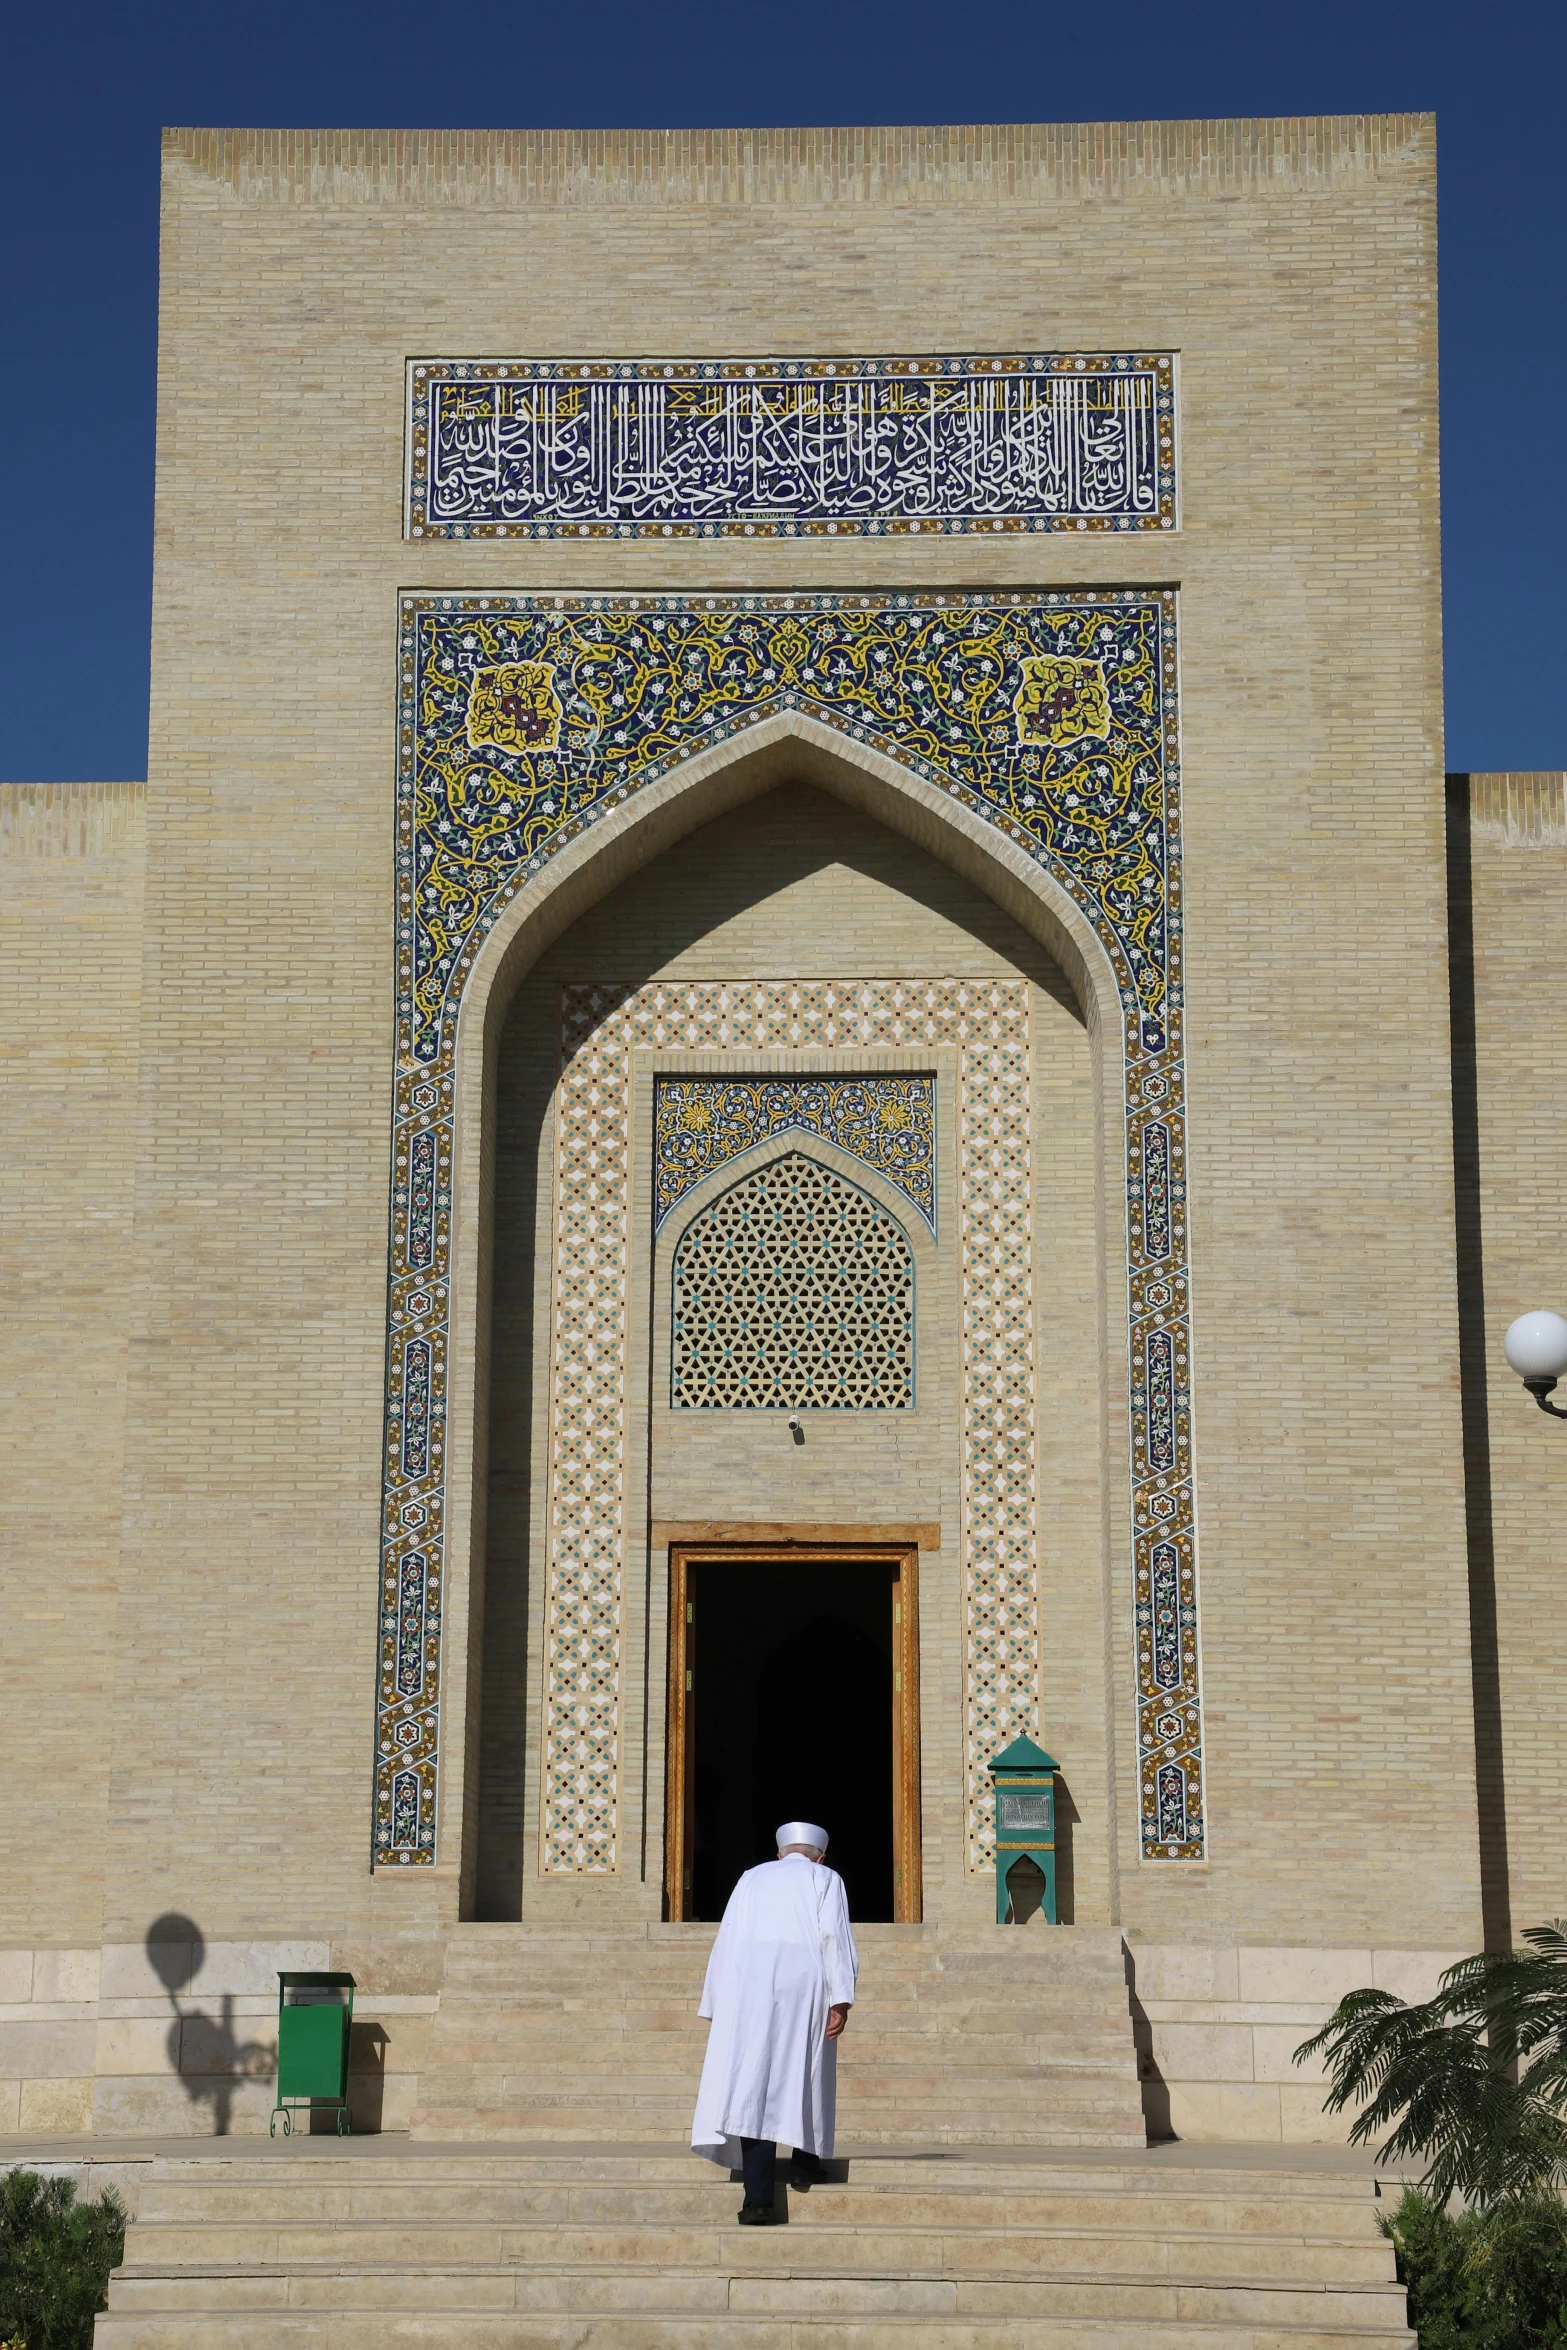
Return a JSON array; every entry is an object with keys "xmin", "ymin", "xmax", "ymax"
[
  {"xmin": 738, "ymin": 2200, "xmax": 782, "ymax": 2225},
  {"xmin": 790, "ymin": 2151, "xmax": 828, "ymax": 2185}
]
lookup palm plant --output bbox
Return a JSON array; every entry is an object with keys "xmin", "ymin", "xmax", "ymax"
[{"xmin": 1294, "ymin": 1920, "xmax": 1567, "ymax": 2208}]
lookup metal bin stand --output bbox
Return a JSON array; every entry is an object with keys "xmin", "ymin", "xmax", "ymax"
[{"xmin": 270, "ymin": 1971, "xmax": 355, "ymax": 2136}]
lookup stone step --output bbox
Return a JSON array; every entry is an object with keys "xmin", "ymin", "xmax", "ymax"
[
  {"xmin": 434, "ymin": 1945, "xmax": 1132, "ymax": 1964},
  {"xmin": 416, "ymin": 2071, "xmax": 1140, "ymax": 2107},
  {"xmin": 429, "ymin": 1999, "xmax": 1135, "ymax": 2031},
  {"xmin": 428, "ymin": 1976, "xmax": 1137, "ymax": 1996},
  {"xmin": 129, "ymin": 2152, "xmax": 1379, "ymax": 2195},
  {"xmin": 103, "ymin": 2263, "xmax": 1409, "ymax": 2324},
  {"xmin": 435, "ymin": 2021, "xmax": 1134, "ymax": 2046},
  {"xmin": 416, "ymin": 2052, "xmax": 1142, "ymax": 2084},
  {"xmin": 414, "ymin": 2085, "xmax": 1143, "ymax": 2110},
  {"xmin": 129, "ymin": 2179, "xmax": 1393, "ymax": 2238},
  {"xmin": 94, "ymin": 2310, "xmax": 1415, "ymax": 2349},
  {"xmin": 422, "ymin": 2033, "xmax": 1138, "ymax": 2068},
  {"xmin": 429, "ymin": 2038, "xmax": 1138, "ymax": 2074},
  {"xmin": 114, "ymin": 2221, "xmax": 1396, "ymax": 2285},
  {"xmin": 433, "ymin": 1995, "xmax": 1136, "ymax": 2028},
  {"xmin": 409, "ymin": 2111, "xmax": 1149, "ymax": 2145},
  {"xmin": 417, "ymin": 2125, "xmax": 1154, "ymax": 2148},
  {"xmin": 116, "ymin": 2178, "xmax": 1400, "ymax": 2241},
  {"xmin": 436, "ymin": 1977, "xmax": 1137, "ymax": 1996},
  {"xmin": 416, "ymin": 2100, "xmax": 1141, "ymax": 2122},
  {"xmin": 438, "ymin": 1933, "xmax": 1128, "ymax": 1955},
  {"xmin": 407, "ymin": 2122, "xmax": 1151, "ymax": 2149},
  {"xmin": 437, "ymin": 1969, "xmax": 1134, "ymax": 2001}
]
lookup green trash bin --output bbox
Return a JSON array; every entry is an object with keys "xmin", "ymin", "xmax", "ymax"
[
  {"xmin": 270, "ymin": 1971, "xmax": 355, "ymax": 2136},
  {"xmin": 989, "ymin": 1735, "xmax": 1060, "ymax": 1924}
]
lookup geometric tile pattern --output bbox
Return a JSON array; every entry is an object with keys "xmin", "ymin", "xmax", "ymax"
[
  {"xmin": 547, "ymin": 978, "xmax": 1041, "ymax": 1875},
  {"xmin": 380, "ymin": 590, "xmax": 1202, "ymax": 1868},
  {"xmin": 653, "ymin": 1072, "xmax": 936, "ymax": 1233},
  {"xmin": 404, "ymin": 352, "xmax": 1178, "ymax": 540},
  {"xmin": 670, "ymin": 1149, "xmax": 917, "ymax": 1410}
]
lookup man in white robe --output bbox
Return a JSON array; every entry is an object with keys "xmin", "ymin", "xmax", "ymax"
[{"xmin": 691, "ymin": 1819, "xmax": 859, "ymax": 2223}]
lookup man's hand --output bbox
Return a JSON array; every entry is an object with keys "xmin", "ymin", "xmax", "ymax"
[{"xmin": 825, "ymin": 2003, "xmax": 849, "ymax": 2041}]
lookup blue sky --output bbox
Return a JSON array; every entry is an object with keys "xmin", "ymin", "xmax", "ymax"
[{"xmin": 3, "ymin": 0, "xmax": 1562, "ymax": 780}]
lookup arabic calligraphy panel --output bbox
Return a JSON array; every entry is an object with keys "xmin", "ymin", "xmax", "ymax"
[{"xmin": 405, "ymin": 354, "xmax": 1177, "ymax": 539}]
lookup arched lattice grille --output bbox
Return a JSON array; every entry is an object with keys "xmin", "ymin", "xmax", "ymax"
[{"xmin": 671, "ymin": 1151, "xmax": 914, "ymax": 1409}]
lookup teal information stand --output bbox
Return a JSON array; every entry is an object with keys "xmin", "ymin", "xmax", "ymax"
[
  {"xmin": 270, "ymin": 1971, "xmax": 355, "ymax": 2136},
  {"xmin": 989, "ymin": 1736, "xmax": 1060, "ymax": 1924}
]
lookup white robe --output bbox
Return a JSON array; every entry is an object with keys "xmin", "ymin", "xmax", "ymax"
[{"xmin": 691, "ymin": 1854, "xmax": 859, "ymax": 2166}]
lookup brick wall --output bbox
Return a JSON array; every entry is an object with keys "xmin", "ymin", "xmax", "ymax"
[
  {"xmin": 0, "ymin": 785, "xmax": 144, "ymax": 1956},
  {"xmin": 119, "ymin": 113, "xmax": 1465, "ymax": 1950},
  {"xmin": 0, "ymin": 119, "xmax": 1507, "ymax": 2141}
]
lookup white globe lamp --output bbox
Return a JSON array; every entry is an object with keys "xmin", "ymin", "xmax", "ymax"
[{"xmin": 1502, "ymin": 1310, "xmax": 1567, "ymax": 1417}]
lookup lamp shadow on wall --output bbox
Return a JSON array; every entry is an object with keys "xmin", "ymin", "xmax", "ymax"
[{"xmin": 145, "ymin": 1913, "xmax": 275, "ymax": 2137}]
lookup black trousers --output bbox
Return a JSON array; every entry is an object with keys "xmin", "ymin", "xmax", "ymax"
[{"xmin": 739, "ymin": 2136, "xmax": 776, "ymax": 2206}]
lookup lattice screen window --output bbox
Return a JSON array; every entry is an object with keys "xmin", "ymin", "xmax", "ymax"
[{"xmin": 671, "ymin": 1151, "xmax": 914, "ymax": 1409}]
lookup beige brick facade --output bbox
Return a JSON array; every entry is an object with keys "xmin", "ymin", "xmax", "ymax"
[
  {"xmin": 1, "ymin": 784, "xmax": 144, "ymax": 1956},
  {"xmin": 4, "ymin": 117, "xmax": 1554, "ymax": 2145}
]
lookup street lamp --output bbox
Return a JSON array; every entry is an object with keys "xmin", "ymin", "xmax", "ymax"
[{"xmin": 1502, "ymin": 1310, "xmax": 1567, "ymax": 1419}]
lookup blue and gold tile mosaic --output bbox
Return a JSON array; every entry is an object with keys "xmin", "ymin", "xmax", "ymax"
[
  {"xmin": 379, "ymin": 588, "xmax": 1202, "ymax": 1869},
  {"xmin": 654, "ymin": 1074, "xmax": 936, "ymax": 1234}
]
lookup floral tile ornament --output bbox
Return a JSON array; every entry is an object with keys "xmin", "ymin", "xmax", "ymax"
[
  {"xmin": 378, "ymin": 590, "xmax": 1202, "ymax": 1870},
  {"xmin": 653, "ymin": 1074, "xmax": 936, "ymax": 1234}
]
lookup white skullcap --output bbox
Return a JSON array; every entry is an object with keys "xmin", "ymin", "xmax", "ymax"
[{"xmin": 776, "ymin": 1821, "xmax": 829, "ymax": 1854}]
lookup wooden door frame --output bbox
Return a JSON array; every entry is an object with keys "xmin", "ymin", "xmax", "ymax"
[{"xmin": 663, "ymin": 1539, "xmax": 923, "ymax": 1923}]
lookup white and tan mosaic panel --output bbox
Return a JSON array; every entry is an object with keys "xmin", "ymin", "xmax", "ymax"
[{"xmin": 543, "ymin": 980, "xmax": 1039, "ymax": 1875}]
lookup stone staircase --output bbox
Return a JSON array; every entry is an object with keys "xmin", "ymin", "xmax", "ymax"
[
  {"xmin": 96, "ymin": 2145, "xmax": 1413, "ymax": 2346},
  {"xmin": 411, "ymin": 1921, "xmax": 1149, "ymax": 2146},
  {"xmin": 94, "ymin": 1922, "xmax": 1412, "ymax": 2344}
]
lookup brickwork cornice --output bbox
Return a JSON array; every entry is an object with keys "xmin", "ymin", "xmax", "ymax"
[
  {"xmin": 0, "ymin": 781, "xmax": 146, "ymax": 860},
  {"xmin": 161, "ymin": 115, "xmax": 1434, "ymax": 209}
]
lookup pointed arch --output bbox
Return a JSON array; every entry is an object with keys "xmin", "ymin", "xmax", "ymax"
[{"xmin": 375, "ymin": 593, "xmax": 1204, "ymax": 1891}]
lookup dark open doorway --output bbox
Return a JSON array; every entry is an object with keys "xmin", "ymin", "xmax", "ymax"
[
  {"xmin": 695, "ymin": 1557, "xmax": 892, "ymax": 1921},
  {"xmin": 665, "ymin": 1543, "xmax": 922, "ymax": 1924}
]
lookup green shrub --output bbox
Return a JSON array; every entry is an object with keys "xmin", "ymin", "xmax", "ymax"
[
  {"xmin": 1383, "ymin": 2185, "xmax": 1567, "ymax": 2349},
  {"xmin": 0, "ymin": 2168, "xmax": 127, "ymax": 2350},
  {"xmin": 1296, "ymin": 1921, "xmax": 1567, "ymax": 2208}
]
